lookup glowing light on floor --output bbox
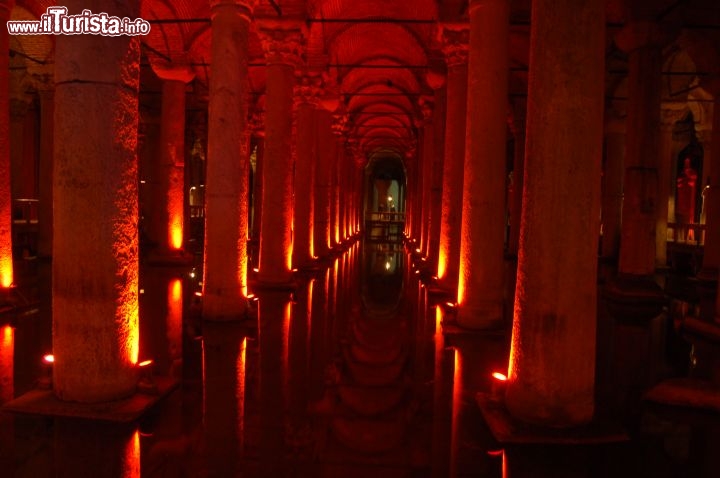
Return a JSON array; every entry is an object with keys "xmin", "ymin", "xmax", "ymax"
[
  {"xmin": 492, "ymin": 372, "xmax": 507, "ymax": 382},
  {"xmin": 169, "ymin": 222, "xmax": 183, "ymax": 250},
  {"xmin": 43, "ymin": 354, "xmax": 55, "ymax": 364},
  {"xmin": 122, "ymin": 429, "xmax": 140, "ymax": 478}
]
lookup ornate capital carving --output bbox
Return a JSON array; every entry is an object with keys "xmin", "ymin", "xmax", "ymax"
[
  {"xmin": 331, "ymin": 113, "xmax": 348, "ymax": 137},
  {"xmin": 293, "ymin": 74, "xmax": 323, "ymax": 106},
  {"xmin": 259, "ymin": 25, "xmax": 305, "ymax": 67},
  {"xmin": 439, "ymin": 24, "xmax": 470, "ymax": 68},
  {"xmin": 150, "ymin": 56, "xmax": 195, "ymax": 84}
]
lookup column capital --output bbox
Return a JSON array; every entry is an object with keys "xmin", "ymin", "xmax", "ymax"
[
  {"xmin": 331, "ymin": 113, "xmax": 348, "ymax": 137},
  {"xmin": 614, "ymin": 20, "xmax": 673, "ymax": 54},
  {"xmin": 293, "ymin": 73, "xmax": 323, "ymax": 107},
  {"xmin": 439, "ymin": 24, "xmax": 470, "ymax": 67},
  {"xmin": 248, "ymin": 107, "xmax": 266, "ymax": 137},
  {"xmin": 258, "ymin": 22, "xmax": 305, "ymax": 67},
  {"xmin": 150, "ymin": 56, "xmax": 195, "ymax": 84},
  {"xmin": 660, "ymin": 103, "xmax": 689, "ymax": 129}
]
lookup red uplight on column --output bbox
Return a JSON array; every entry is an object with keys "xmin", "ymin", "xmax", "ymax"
[
  {"xmin": 1, "ymin": 325, "xmax": 13, "ymax": 402},
  {"xmin": 0, "ymin": 252, "xmax": 12, "ymax": 288}
]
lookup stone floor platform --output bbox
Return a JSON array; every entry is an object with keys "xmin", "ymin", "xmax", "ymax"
[
  {"xmin": 1, "ymin": 377, "xmax": 178, "ymax": 423},
  {"xmin": 476, "ymin": 392, "xmax": 630, "ymax": 444}
]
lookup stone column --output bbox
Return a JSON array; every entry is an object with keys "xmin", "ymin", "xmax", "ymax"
[
  {"xmin": 37, "ymin": 87, "xmax": 54, "ymax": 259},
  {"xmin": 601, "ymin": 117, "xmax": 625, "ymax": 260},
  {"xmin": 457, "ymin": 0, "xmax": 509, "ymax": 329},
  {"xmin": 331, "ymin": 114, "xmax": 346, "ymax": 247},
  {"xmin": 606, "ymin": 21, "xmax": 667, "ymax": 310},
  {"xmin": 257, "ymin": 25, "xmax": 302, "ymax": 286},
  {"xmin": 437, "ymin": 26, "xmax": 469, "ymax": 289},
  {"xmin": 0, "ymin": 0, "xmax": 13, "ymax": 288},
  {"xmin": 249, "ymin": 108, "xmax": 265, "ymax": 242},
  {"xmin": 508, "ymin": 99, "xmax": 526, "ymax": 257},
  {"xmin": 314, "ymin": 108, "xmax": 334, "ymax": 258},
  {"xmin": 505, "ymin": 0, "xmax": 604, "ymax": 426},
  {"xmin": 419, "ymin": 98, "xmax": 434, "ymax": 257},
  {"xmin": 53, "ymin": 0, "xmax": 142, "ymax": 402},
  {"xmin": 427, "ymin": 82, "xmax": 446, "ymax": 272},
  {"xmin": 9, "ymin": 97, "xmax": 33, "ymax": 205},
  {"xmin": 203, "ymin": 0, "xmax": 256, "ymax": 320},
  {"xmin": 150, "ymin": 65, "xmax": 194, "ymax": 259},
  {"xmin": 292, "ymin": 74, "xmax": 320, "ymax": 268}
]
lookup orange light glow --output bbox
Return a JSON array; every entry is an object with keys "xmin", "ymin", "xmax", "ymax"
[
  {"xmin": 1, "ymin": 325, "xmax": 13, "ymax": 402},
  {"xmin": 43, "ymin": 354, "xmax": 54, "ymax": 364},
  {"xmin": 123, "ymin": 429, "xmax": 140, "ymax": 478},
  {"xmin": 487, "ymin": 449, "xmax": 504, "ymax": 457},
  {"xmin": 457, "ymin": 272, "xmax": 466, "ymax": 306},
  {"xmin": 138, "ymin": 359, "xmax": 153, "ymax": 368},
  {"xmin": 169, "ymin": 223, "xmax": 183, "ymax": 250},
  {"xmin": 0, "ymin": 258, "xmax": 12, "ymax": 288},
  {"xmin": 437, "ymin": 251, "xmax": 447, "ymax": 280},
  {"xmin": 492, "ymin": 372, "xmax": 508, "ymax": 382}
]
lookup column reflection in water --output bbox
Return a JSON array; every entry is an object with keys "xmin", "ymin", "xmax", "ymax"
[
  {"xmin": 54, "ymin": 421, "xmax": 139, "ymax": 478},
  {"xmin": 309, "ymin": 269, "xmax": 330, "ymax": 403},
  {"xmin": 432, "ymin": 305, "xmax": 456, "ymax": 478},
  {"xmin": 1, "ymin": 324, "xmax": 14, "ymax": 474},
  {"xmin": 256, "ymin": 290, "xmax": 292, "ymax": 476},
  {"xmin": 202, "ymin": 322, "xmax": 247, "ymax": 477}
]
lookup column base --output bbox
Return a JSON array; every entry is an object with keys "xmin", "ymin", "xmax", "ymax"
[
  {"xmin": 476, "ymin": 392, "xmax": 629, "ymax": 444},
  {"xmin": 603, "ymin": 274, "xmax": 666, "ymax": 322},
  {"xmin": 1, "ymin": 376, "xmax": 179, "ymax": 422}
]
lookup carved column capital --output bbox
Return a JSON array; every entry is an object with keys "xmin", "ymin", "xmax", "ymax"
[
  {"xmin": 150, "ymin": 54, "xmax": 195, "ymax": 84},
  {"xmin": 439, "ymin": 24, "xmax": 470, "ymax": 68},
  {"xmin": 293, "ymin": 73, "xmax": 323, "ymax": 107},
  {"xmin": 331, "ymin": 113, "xmax": 348, "ymax": 137},
  {"xmin": 258, "ymin": 24, "xmax": 305, "ymax": 67}
]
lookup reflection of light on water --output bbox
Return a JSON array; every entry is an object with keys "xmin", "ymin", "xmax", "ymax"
[
  {"xmin": 1, "ymin": 325, "xmax": 13, "ymax": 402},
  {"xmin": 123, "ymin": 430, "xmax": 140, "ymax": 478}
]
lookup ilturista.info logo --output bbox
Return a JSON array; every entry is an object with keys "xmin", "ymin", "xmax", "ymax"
[{"xmin": 7, "ymin": 6, "xmax": 151, "ymax": 36}]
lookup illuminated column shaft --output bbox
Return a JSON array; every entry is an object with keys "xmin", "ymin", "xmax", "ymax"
[
  {"xmin": 506, "ymin": 0, "xmax": 604, "ymax": 426},
  {"xmin": 437, "ymin": 27, "xmax": 469, "ymax": 288},
  {"xmin": 203, "ymin": 0, "xmax": 255, "ymax": 320},
  {"xmin": 155, "ymin": 69, "xmax": 194, "ymax": 254},
  {"xmin": 457, "ymin": 0, "xmax": 509, "ymax": 329},
  {"xmin": 292, "ymin": 77, "xmax": 319, "ymax": 268},
  {"xmin": 53, "ymin": 0, "xmax": 142, "ymax": 402},
  {"xmin": 0, "ymin": 0, "xmax": 13, "ymax": 288},
  {"xmin": 257, "ymin": 27, "xmax": 302, "ymax": 285},
  {"xmin": 419, "ymin": 106, "xmax": 434, "ymax": 256},
  {"xmin": 37, "ymin": 88, "xmax": 55, "ymax": 259},
  {"xmin": 616, "ymin": 23, "xmax": 664, "ymax": 277},
  {"xmin": 314, "ymin": 109, "xmax": 334, "ymax": 257},
  {"xmin": 427, "ymin": 85, "xmax": 446, "ymax": 271}
]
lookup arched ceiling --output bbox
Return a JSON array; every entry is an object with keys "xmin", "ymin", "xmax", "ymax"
[{"xmin": 9, "ymin": 0, "xmax": 720, "ymax": 164}]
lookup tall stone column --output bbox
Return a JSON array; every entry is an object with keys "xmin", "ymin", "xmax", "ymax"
[
  {"xmin": 257, "ymin": 25, "xmax": 302, "ymax": 286},
  {"xmin": 601, "ymin": 117, "xmax": 625, "ymax": 260},
  {"xmin": 419, "ymin": 98, "xmax": 434, "ymax": 257},
  {"xmin": 249, "ymin": 108, "xmax": 265, "ymax": 243},
  {"xmin": 292, "ymin": 75, "xmax": 320, "ymax": 268},
  {"xmin": 457, "ymin": 0, "xmax": 509, "ymax": 329},
  {"xmin": 150, "ymin": 65, "xmax": 194, "ymax": 259},
  {"xmin": 203, "ymin": 0, "xmax": 256, "ymax": 320},
  {"xmin": 53, "ymin": 0, "xmax": 142, "ymax": 402},
  {"xmin": 508, "ymin": 99, "xmax": 526, "ymax": 257},
  {"xmin": 437, "ymin": 26, "xmax": 469, "ymax": 289},
  {"xmin": 37, "ymin": 86, "xmax": 54, "ymax": 259},
  {"xmin": 0, "ymin": 0, "xmax": 13, "ymax": 289},
  {"xmin": 607, "ymin": 21, "xmax": 667, "ymax": 309},
  {"xmin": 314, "ymin": 108, "xmax": 334, "ymax": 258},
  {"xmin": 505, "ymin": 0, "xmax": 604, "ymax": 426},
  {"xmin": 331, "ymin": 114, "xmax": 346, "ymax": 247},
  {"xmin": 427, "ymin": 82, "xmax": 446, "ymax": 272}
]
